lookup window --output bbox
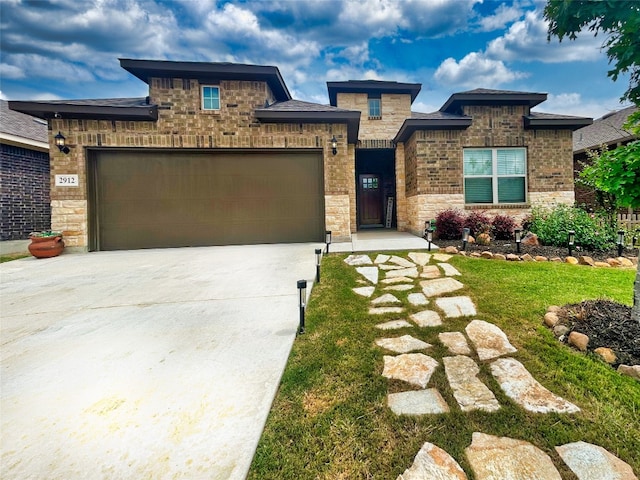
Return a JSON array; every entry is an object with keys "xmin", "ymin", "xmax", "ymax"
[
  {"xmin": 201, "ymin": 86, "xmax": 220, "ymax": 110},
  {"xmin": 368, "ymin": 98, "xmax": 381, "ymax": 119},
  {"xmin": 464, "ymin": 148, "xmax": 526, "ymax": 204}
]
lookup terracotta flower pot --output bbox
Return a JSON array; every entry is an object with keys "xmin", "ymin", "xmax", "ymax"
[{"xmin": 28, "ymin": 235, "xmax": 65, "ymax": 258}]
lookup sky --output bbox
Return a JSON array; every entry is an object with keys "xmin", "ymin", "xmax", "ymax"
[{"xmin": 0, "ymin": 0, "xmax": 633, "ymax": 119}]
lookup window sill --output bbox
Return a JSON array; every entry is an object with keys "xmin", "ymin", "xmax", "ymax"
[
  {"xmin": 465, "ymin": 203, "xmax": 530, "ymax": 210},
  {"xmin": 368, "ymin": 116, "xmax": 382, "ymax": 120}
]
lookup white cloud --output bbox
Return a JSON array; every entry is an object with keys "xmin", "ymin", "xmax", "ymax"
[
  {"xmin": 0, "ymin": 63, "xmax": 24, "ymax": 79},
  {"xmin": 476, "ymin": 2, "xmax": 525, "ymax": 32},
  {"xmin": 0, "ymin": 91, "xmax": 8, "ymax": 100},
  {"xmin": 434, "ymin": 52, "xmax": 528, "ymax": 88},
  {"xmin": 535, "ymin": 92, "xmax": 626, "ymax": 118},
  {"xmin": 326, "ymin": 66, "xmax": 383, "ymax": 82}
]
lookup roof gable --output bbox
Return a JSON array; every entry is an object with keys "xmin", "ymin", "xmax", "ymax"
[
  {"xmin": 440, "ymin": 88, "xmax": 547, "ymax": 114},
  {"xmin": 327, "ymin": 80, "xmax": 421, "ymax": 107}
]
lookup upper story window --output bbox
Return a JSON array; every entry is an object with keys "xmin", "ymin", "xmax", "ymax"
[
  {"xmin": 201, "ymin": 86, "xmax": 220, "ymax": 110},
  {"xmin": 464, "ymin": 148, "xmax": 527, "ymax": 204},
  {"xmin": 368, "ymin": 98, "xmax": 381, "ymax": 119}
]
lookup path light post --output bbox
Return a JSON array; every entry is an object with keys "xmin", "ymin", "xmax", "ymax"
[
  {"xmin": 462, "ymin": 228, "xmax": 470, "ymax": 251},
  {"xmin": 297, "ymin": 280, "xmax": 307, "ymax": 335},
  {"xmin": 617, "ymin": 230, "xmax": 625, "ymax": 257},
  {"xmin": 426, "ymin": 227, "xmax": 434, "ymax": 252},
  {"xmin": 514, "ymin": 228, "xmax": 522, "ymax": 253},
  {"xmin": 568, "ymin": 230, "xmax": 575, "ymax": 257},
  {"xmin": 325, "ymin": 230, "xmax": 332, "ymax": 254},
  {"xmin": 315, "ymin": 248, "xmax": 322, "ymax": 283}
]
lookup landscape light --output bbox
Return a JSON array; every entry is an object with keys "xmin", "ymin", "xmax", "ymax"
[
  {"xmin": 297, "ymin": 280, "xmax": 307, "ymax": 335},
  {"xmin": 514, "ymin": 228, "xmax": 522, "ymax": 254},
  {"xmin": 568, "ymin": 230, "xmax": 575, "ymax": 257},
  {"xmin": 426, "ymin": 227, "xmax": 433, "ymax": 252},
  {"xmin": 325, "ymin": 230, "xmax": 332, "ymax": 254},
  {"xmin": 462, "ymin": 228, "xmax": 470, "ymax": 251},
  {"xmin": 315, "ymin": 248, "xmax": 322, "ymax": 283},
  {"xmin": 617, "ymin": 230, "xmax": 625, "ymax": 257}
]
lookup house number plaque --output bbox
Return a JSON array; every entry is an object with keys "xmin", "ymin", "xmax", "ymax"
[{"xmin": 55, "ymin": 174, "xmax": 79, "ymax": 187}]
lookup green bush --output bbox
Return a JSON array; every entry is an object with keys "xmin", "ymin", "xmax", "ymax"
[{"xmin": 528, "ymin": 204, "xmax": 616, "ymax": 251}]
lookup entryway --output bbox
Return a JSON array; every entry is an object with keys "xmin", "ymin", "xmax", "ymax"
[{"xmin": 355, "ymin": 147, "xmax": 395, "ymax": 230}]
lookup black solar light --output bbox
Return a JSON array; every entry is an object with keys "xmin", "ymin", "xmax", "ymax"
[
  {"xmin": 514, "ymin": 228, "xmax": 522, "ymax": 253},
  {"xmin": 462, "ymin": 227, "xmax": 470, "ymax": 251},
  {"xmin": 315, "ymin": 248, "xmax": 322, "ymax": 283},
  {"xmin": 331, "ymin": 135, "xmax": 338, "ymax": 155},
  {"xmin": 568, "ymin": 230, "xmax": 575, "ymax": 257},
  {"xmin": 54, "ymin": 131, "xmax": 70, "ymax": 154},
  {"xmin": 426, "ymin": 227, "xmax": 434, "ymax": 252},
  {"xmin": 297, "ymin": 280, "xmax": 307, "ymax": 335},
  {"xmin": 325, "ymin": 230, "xmax": 332, "ymax": 254},
  {"xmin": 617, "ymin": 230, "xmax": 625, "ymax": 257}
]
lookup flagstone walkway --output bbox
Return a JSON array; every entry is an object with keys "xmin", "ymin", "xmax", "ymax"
[{"xmin": 344, "ymin": 252, "xmax": 638, "ymax": 480}]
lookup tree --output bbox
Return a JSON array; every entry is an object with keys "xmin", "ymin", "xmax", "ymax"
[
  {"xmin": 544, "ymin": 0, "xmax": 640, "ymax": 105},
  {"xmin": 545, "ymin": 1, "xmax": 640, "ymax": 321}
]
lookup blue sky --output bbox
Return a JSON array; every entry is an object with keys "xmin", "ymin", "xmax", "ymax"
[{"xmin": 0, "ymin": 0, "xmax": 632, "ymax": 119}]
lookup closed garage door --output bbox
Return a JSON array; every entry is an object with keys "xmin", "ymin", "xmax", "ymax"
[{"xmin": 90, "ymin": 150, "xmax": 325, "ymax": 250}]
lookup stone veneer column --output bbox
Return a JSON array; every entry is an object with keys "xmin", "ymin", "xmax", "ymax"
[
  {"xmin": 324, "ymin": 195, "xmax": 351, "ymax": 242},
  {"xmin": 51, "ymin": 200, "xmax": 88, "ymax": 249},
  {"xmin": 395, "ymin": 144, "xmax": 408, "ymax": 232}
]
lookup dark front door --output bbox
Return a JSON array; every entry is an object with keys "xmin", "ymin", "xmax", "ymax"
[{"xmin": 358, "ymin": 174, "xmax": 382, "ymax": 226}]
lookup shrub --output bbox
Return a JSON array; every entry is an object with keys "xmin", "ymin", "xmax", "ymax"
[
  {"xmin": 435, "ymin": 209, "xmax": 465, "ymax": 240},
  {"xmin": 491, "ymin": 215, "xmax": 516, "ymax": 240},
  {"xmin": 527, "ymin": 204, "xmax": 616, "ymax": 251},
  {"xmin": 464, "ymin": 211, "xmax": 491, "ymax": 237}
]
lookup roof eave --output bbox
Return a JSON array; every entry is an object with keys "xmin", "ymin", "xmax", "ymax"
[
  {"xmin": 524, "ymin": 116, "xmax": 592, "ymax": 130},
  {"xmin": 0, "ymin": 132, "xmax": 49, "ymax": 152},
  {"xmin": 255, "ymin": 109, "xmax": 361, "ymax": 143},
  {"xmin": 440, "ymin": 93, "xmax": 547, "ymax": 113},
  {"xmin": 8, "ymin": 101, "xmax": 159, "ymax": 121},
  {"xmin": 393, "ymin": 118, "xmax": 472, "ymax": 143}
]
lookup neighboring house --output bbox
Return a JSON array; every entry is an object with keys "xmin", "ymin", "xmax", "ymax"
[
  {"xmin": 10, "ymin": 59, "xmax": 591, "ymax": 251},
  {"xmin": 0, "ymin": 99, "xmax": 51, "ymax": 241},
  {"xmin": 573, "ymin": 105, "xmax": 639, "ymax": 208}
]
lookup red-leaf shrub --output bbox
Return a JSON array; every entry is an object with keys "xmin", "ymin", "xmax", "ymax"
[
  {"xmin": 491, "ymin": 214, "xmax": 516, "ymax": 240},
  {"xmin": 464, "ymin": 211, "xmax": 491, "ymax": 237},
  {"xmin": 435, "ymin": 209, "xmax": 465, "ymax": 240}
]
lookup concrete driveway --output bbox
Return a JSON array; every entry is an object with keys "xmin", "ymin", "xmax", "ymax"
[{"xmin": 1, "ymin": 244, "xmax": 320, "ymax": 479}]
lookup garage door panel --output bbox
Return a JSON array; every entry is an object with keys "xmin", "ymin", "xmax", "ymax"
[{"xmin": 92, "ymin": 150, "xmax": 324, "ymax": 250}]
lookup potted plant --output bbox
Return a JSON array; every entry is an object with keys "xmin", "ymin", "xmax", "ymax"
[{"xmin": 28, "ymin": 231, "xmax": 65, "ymax": 258}]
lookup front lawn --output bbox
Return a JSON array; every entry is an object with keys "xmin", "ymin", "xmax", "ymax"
[{"xmin": 248, "ymin": 254, "xmax": 638, "ymax": 479}]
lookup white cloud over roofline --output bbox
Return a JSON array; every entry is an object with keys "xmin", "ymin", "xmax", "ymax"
[{"xmin": 434, "ymin": 52, "xmax": 528, "ymax": 88}]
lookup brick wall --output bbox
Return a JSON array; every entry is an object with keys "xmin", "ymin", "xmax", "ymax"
[
  {"xmin": 336, "ymin": 92, "xmax": 411, "ymax": 140},
  {"xmin": 49, "ymin": 78, "xmax": 353, "ymax": 247},
  {"xmin": 0, "ymin": 143, "xmax": 51, "ymax": 240}
]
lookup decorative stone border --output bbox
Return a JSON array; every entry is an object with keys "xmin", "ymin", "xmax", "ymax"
[
  {"xmin": 543, "ymin": 305, "xmax": 640, "ymax": 382},
  {"xmin": 440, "ymin": 245, "xmax": 638, "ymax": 269}
]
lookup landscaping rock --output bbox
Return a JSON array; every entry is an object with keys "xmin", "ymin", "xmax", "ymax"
[
  {"xmin": 388, "ymin": 390, "xmax": 450, "ymax": 417},
  {"xmin": 522, "ymin": 232, "xmax": 540, "ymax": 246},
  {"xmin": 444, "ymin": 246, "xmax": 459, "ymax": 254},
  {"xmin": 534, "ymin": 255, "xmax": 548, "ymax": 262},
  {"xmin": 344, "ymin": 254, "xmax": 372, "ymax": 265},
  {"xmin": 617, "ymin": 364, "xmax": 640, "ymax": 381},
  {"xmin": 438, "ymin": 332, "xmax": 472, "ymax": 355},
  {"xmin": 494, "ymin": 253, "xmax": 506, "ymax": 261},
  {"xmin": 547, "ymin": 305, "xmax": 561, "ymax": 313},
  {"xmin": 407, "ymin": 293, "xmax": 429, "ymax": 306},
  {"xmin": 386, "ymin": 267, "xmax": 420, "ymax": 278},
  {"xmin": 470, "ymin": 252, "xmax": 481, "ymax": 258},
  {"xmin": 594, "ymin": 347, "xmax": 616, "ymax": 364},
  {"xmin": 397, "ymin": 442, "xmax": 466, "ymax": 479},
  {"xmin": 481, "ymin": 251, "xmax": 493, "ymax": 259},
  {"xmin": 565, "ymin": 256, "xmax": 579, "ymax": 265},
  {"xmin": 381, "ymin": 276, "xmax": 415, "ymax": 284},
  {"xmin": 438, "ymin": 263, "xmax": 461, "ymax": 276},
  {"xmin": 435, "ymin": 296, "xmax": 477, "ymax": 318},
  {"xmin": 550, "ymin": 257, "xmax": 563, "ymax": 262},
  {"xmin": 389, "ymin": 255, "xmax": 416, "ymax": 268},
  {"xmin": 376, "ymin": 335, "xmax": 432, "ymax": 354},
  {"xmin": 356, "ymin": 266, "xmax": 379, "ymax": 284},
  {"xmin": 382, "ymin": 353, "xmax": 439, "ymax": 388},
  {"xmin": 568, "ymin": 331, "xmax": 589, "ymax": 351},
  {"xmin": 433, "ymin": 253, "xmax": 453, "ymax": 262},
  {"xmin": 465, "ymin": 320, "xmax": 517, "ymax": 360},
  {"xmin": 594, "ymin": 261, "xmax": 611, "ymax": 267},
  {"xmin": 420, "ymin": 277, "xmax": 465, "ymax": 297},
  {"xmin": 579, "ymin": 256, "xmax": 595, "ymax": 266},
  {"xmin": 421, "ymin": 265, "xmax": 441, "ymax": 279},
  {"xmin": 506, "ymin": 253, "xmax": 520, "ymax": 261},
  {"xmin": 490, "ymin": 357, "xmax": 580, "ymax": 413},
  {"xmin": 465, "ymin": 432, "xmax": 561, "ymax": 480},
  {"xmin": 521, "ymin": 253, "xmax": 535, "ymax": 262},
  {"xmin": 376, "ymin": 320, "xmax": 413, "ymax": 330},
  {"xmin": 618, "ymin": 257, "xmax": 634, "ymax": 267},
  {"xmin": 556, "ymin": 441, "xmax": 638, "ymax": 480},
  {"xmin": 379, "ymin": 264, "xmax": 405, "ymax": 270},
  {"xmin": 374, "ymin": 254, "xmax": 390, "ymax": 264},
  {"xmin": 372, "ymin": 293, "xmax": 401, "ymax": 305},
  {"xmin": 369, "ymin": 307, "xmax": 404, "ymax": 315},
  {"xmin": 553, "ymin": 325, "xmax": 570, "ymax": 337},
  {"xmin": 408, "ymin": 252, "xmax": 431, "ymax": 266},
  {"xmin": 384, "ymin": 284, "xmax": 415, "ymax": 291},
  {"xmin": 410, "ymin": 310, "xmax": 443, "ymax": 327},
  {"xmin": 476, "ymin": 233, "xmax": 491, "ymax": 245},
  {"xmin": 352, "ymin": 286, "xmax": 375, "ymax": 297},
  {"xmin": 444, "ymin": 356, "xmax": 500, "ymax": 412},
  {"xmin": 544, "ymin": 312, "xmax": 559, "ymax": 327},
  {"xmin": 607, "ymin": 258, "xmax": 622, "ymax": 267}
]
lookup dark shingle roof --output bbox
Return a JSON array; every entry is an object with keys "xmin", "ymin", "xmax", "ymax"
[
  {"xmin": 9, "ymin": 97, "xmax": 158, "ymax": 120},
  {"xmin": 573, "ymin": 106, "xmax": 638, "ymax": 153},
  {"xmin": 524, "ymin": 111, "xmax": 592, "ymax": 130},
  {"xmin": 440, "ymin": 89, "xmax": 547, "ymax": 113},
  {"xmin": 1, "ymin": 99, "xmax": 48, "ymax": 144},
  {"xmin": 259, "ymin": 99, "xmax": 356, "ymax": 113}
]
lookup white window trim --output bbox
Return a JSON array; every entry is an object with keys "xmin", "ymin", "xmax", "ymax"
[
  {"xmin": 463, "ymin": 147, "xmax": 527, "ymax": 204},
  {"xmin": 201, "ymin": 85, "xmax": 220, "ymax": 111}
]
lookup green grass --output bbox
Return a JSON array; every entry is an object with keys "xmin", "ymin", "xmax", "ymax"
[
  {"xmin": 248, "ymin": 254, "xmax": 639, "ymax": 479},
  {"xmin": 0, "ymin": 252, "xmax": 30, "ymax": 263}
]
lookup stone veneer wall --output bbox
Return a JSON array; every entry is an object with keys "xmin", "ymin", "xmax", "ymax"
[
  {"xmin": 402, "ymin": 105, "xmax": 576, "ymax": 235},
  {"xmin": 49, "ymin": 78, "xmax": 353, "ymax": 248},
  {"xmin": 394, "ymin": 143, "xmax": 408, "ymax": 232},
  {"xmin": 336, "ymin": 92, "xmax": 411, "ymax": 140}
]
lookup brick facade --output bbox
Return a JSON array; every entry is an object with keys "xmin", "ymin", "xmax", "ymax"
[
  {"xmin": 0, "ymin": 143, "xmax": 51, "ymax": 240},
  {"xmin": 337, "ymin": 93, "xmax": 411, "ymax": 140}
]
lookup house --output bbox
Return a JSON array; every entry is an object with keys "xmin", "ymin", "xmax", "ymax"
[
  {"xmin": 9, "ymin": 59, "xmax": 591, "ymax": 251},
  {"xmin": 573, "ymin": 105, "xmax": 638, "ymax": 208},
  {"xmin": 0, "ymin": 99, "xmax": 51, "ymax": 241}
]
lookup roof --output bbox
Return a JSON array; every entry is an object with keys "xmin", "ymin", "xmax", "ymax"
[
  {"xmin": 255, "ymin": 100, "xmax": 361, "ymax": 143},
  {"xmin": 524, "ymin": 111, "xmax": 592, "ymax": 130},
  {"xmin": 573, "ymin": 105, "xmax": 638, "ymax": 153},
  {"xmin": 327, "ymin": 80, "xmax": 421, "ymax": 107},
  {"xmin": 120, "ymin": 58, "xmax": 291, "ymax": 102},
  {"xmin": 8, "ymin": 97, "xmax": 158, "ymax": 121},
  {"xmin": 440, "ymin": 88, "xmax": 547, "ymax": 113},
  {"xmin": 394, "ymin": 111, "xmax": 472, "ymax": 143},
  {"xmin": 0, "ymin": 99, "xmax": 49, "ymax": 151}
]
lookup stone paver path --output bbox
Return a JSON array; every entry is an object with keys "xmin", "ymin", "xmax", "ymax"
[{"xmin": 342, "ymin": 252, "xmax": 637, "ymax": 479}]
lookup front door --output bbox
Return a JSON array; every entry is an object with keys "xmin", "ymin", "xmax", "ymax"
[{"xmin": 358, "ymin": 174, "xmax": 382, "ymax": 226}]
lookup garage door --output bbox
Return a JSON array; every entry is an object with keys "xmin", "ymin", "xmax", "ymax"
[{"xmin": 90, "ymin": 150, "xmax": 325, "ymax": 250}]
